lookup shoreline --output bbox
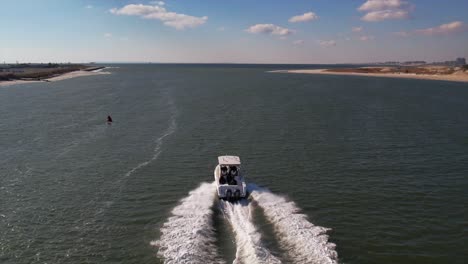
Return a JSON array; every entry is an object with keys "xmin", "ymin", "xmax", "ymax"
[
  {"xmin": 271, "ymin": 69, "xmax": 468, "ymax": 83},
  {"xmin": 0, "ymin": 68, "xmax": 110, "ymax": 87}
]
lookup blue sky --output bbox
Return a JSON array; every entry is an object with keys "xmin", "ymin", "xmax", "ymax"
[{"xmin": 1, "ymin": 0, "xmax": 467, "ymax": 63}]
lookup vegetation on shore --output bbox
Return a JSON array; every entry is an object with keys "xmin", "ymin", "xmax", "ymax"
[{"xmin": 0, "ymin": 64, "xmax": 103, "ymax": 81}]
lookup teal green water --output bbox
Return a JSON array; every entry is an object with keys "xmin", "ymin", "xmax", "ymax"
[{"xmin": 0, "ymin": 65, "xmax": 467, "ymax": 263}]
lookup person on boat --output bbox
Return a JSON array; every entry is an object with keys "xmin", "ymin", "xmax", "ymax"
[
  {"xmin": 221, "ymin": 166, "xmax": 228, "ymax": 176},
  {"xmin": 219, "ymin": 175, "xmax": 227, "ymax": 185},
  {"xmin": 228, "ymin": 166, "xmax": 237, "ymax": 185},
  {"xmin": 220, "ymin": 166, "xmax": 228, "ymax": 184},
  {"xmin": 229, "ymin": 166, "xmax": 238, "ymax": 176},
  {"xmin": 107, "ymin": 115, "xmax": 113, "ymax": 123},
  {"xmin": 226, "ymin": 173, "xmax": 233, "ymax": 185}
]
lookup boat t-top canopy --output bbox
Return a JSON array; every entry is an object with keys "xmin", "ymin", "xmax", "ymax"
[{"xmin": 218, "ymin": 155, "xmax": 241, "ymax": 165}]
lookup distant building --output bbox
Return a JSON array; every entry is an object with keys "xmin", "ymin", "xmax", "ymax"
[
  {"xmin": 456, "ymin": 57, "xmax": 466, "ymax": 65},
  {"xmin": 383, "ymin": 61, "xmax": 400, "ymax": 65},
  {"xmin": 402, "ymin": 61, "xmax": 426, "ymax": 66},
  {"xmin": 431, "ymin": 57, "xmax": 466, "ymax": 66}
]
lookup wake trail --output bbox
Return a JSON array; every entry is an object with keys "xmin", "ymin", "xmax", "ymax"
[
  {"xmin": 152, "ymin": 182, "xmax": 224, "ymax": 264},
  {"xmin": 124, "ymin": 102, "xmax": 177, "ymax": 178},
  {"xmin": 249, "ymin": 184, "xmax": 338, "ymax": 264},
  {"xmin": 89, "ymin": 97, "xmax": 177, "ymax": 221},
  {"xmin": 223, "ymin": 200, "xmax": 282, "ymax": 264},
  {"xmin": 101, "ymin": 98, "xmax": 177, "ymax": 206}
]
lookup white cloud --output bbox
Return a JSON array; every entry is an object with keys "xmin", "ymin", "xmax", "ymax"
[
  {"xmin": 110, "ymin": 4, "xmax": 207, "ymax": 30},
  {"xmin": 361, "ymin": 9, "xmax": 409, "ymax": 21},
  {"xmin": 85, "ymin": 5, "xmax": 93, "ymax": 9},
  {"xmin": 150, "ymin": 1, "xmax": 165, "ymax": 6},
  {"xmin": 246, "ymin": 24, "xmax": 294, "ymax": 36},
  {"xmin": 415, "ymin": 21, "xmax": 465, "ymax": 35},
  {"xmin": 359, "ymin": 35, "xmax": 375, "ymax": 41},
  {"xmin": 289, "ymin": 12, "xmax": 319, "ymax": 23},
  {"xmin": 352, "ymin": 26, "xmax": 363, "ymax": 32},
  {"xmin": 318, "ymin": 40, "xmax": 336, "ymax": 47},
  {"xmin": 395, "ymin": 21, "xmax": 465, "ymax": 37},
  {"xmin": 217, "ymin": 27, "xmax": 225, "ymax": 31},
  {"xmin": 358, "ymin": 0, "xmax": 408, "ymax": 11},
  {"xmin": 104, "ymin": 33, "xmax": 112, "ymax": 38},
  {"xmin": 394, "ymin": 31, "xmax": 411, "ymax": 37},
  {"xmin": 358, "ymin": 0, "xmax": 412, "ymax": 22},
  {"xmin": 293, "ymin": 40, "xmax": 304, "ymax": 45}
]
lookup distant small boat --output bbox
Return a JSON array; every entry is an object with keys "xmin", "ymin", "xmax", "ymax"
[
  {"xmin": 107, "ymin": 115, "xmax": 113, "ymax": 124},
  {"xmin": 214, "ymin": 155, "xmax": 247, "ymax": 201}
]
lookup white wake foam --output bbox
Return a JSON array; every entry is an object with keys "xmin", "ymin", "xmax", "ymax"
[
  {"xmin": 249, "ymin": 185, "xmax": 338, "ymax": 264},
  {"xmin": 223, "ymin": 200, "xmax": 282, "ymax": 264},
  {"xmin": 152, "ymin": 182, "xmax": 224, "ymax": 264}
]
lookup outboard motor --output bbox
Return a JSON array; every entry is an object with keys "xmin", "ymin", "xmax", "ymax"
[
  {"xmin": 225, "ymin": 190, "xmax": 232, "ymax": 201},
  {"xmin": 234, "ymin": 190, "xmax": 240, "ymax": 200}
]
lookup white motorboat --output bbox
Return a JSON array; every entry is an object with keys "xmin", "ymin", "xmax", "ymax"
[{"xmin": 214, "ymin": 155, "xmax": 247, "ymax": 200}]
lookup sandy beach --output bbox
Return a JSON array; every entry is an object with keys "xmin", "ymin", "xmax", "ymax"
[
  {"xmin": 0, "ymin": 79, "xmax": 43, "ymax": 87},
  {"xmin": 46, "ymin": 68, "xmax": 110, "ymax": 81},
  {"xmin": 272, "ymin": 69, "xmax": 468, "ymax": 83},
  {"xmin": 0, "ymin": 68, "xmax": 110, "ymax": 87}
]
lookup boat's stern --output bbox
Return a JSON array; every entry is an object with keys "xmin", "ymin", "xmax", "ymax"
[
  {"xmin": 217, "ymin": 183, "xmax": 247, "ymax": 200},
  {"xmin": 214, "ymin": 156, "xmax": 247, "ymax": 201}
]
